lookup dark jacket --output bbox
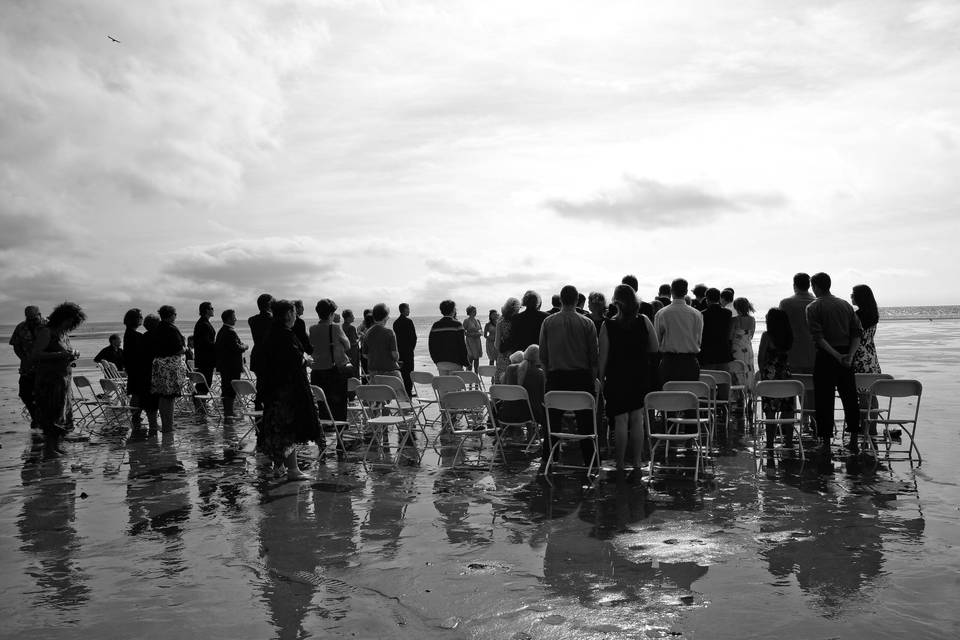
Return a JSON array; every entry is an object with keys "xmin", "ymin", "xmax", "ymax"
[
  {"xmin": 247, "ymin": 312, "xmax": 272, "ymax": 373},
  {"xmin": 123, "ymin": 328, "xmax": 151, "ymax": 395},
  {"xmin": 259, "ymin": 324, "xmax": 307, "ymax": 394},
  {"xmin": 153, "ymin": 321, "xmax": 186, "ymax": 358},
  {"xmin": 699, "ymin": 304, "xmax": 733, "ymax": 364},
  {"xmin": 509, "ymin": 309, "xmax": 547, "ymax": 352},
  {"xmin": 293, "ymin": 317, "xmax": 313, "ymax": 355},
  {"xmin": 94, "ymin": 345, "xmax": 125, "ymax": 370},
  {"xmin": 393, "ymin": 315, "xmax": 417, "ymax": 359},
  {"xmin": 215, "ymin": 324, "xmax": 245, "ymax": 375},
  {"xmin": 428, "ymin": 317, "xmax": 468, "ymax": 366},
  {"xmin": 193, "ymin": 317, "xmax": 216, "ymax": 369}
]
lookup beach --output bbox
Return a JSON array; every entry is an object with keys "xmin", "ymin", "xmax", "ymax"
[{"xmin": 1, "ymin": 315, "xmax": 958, "ymax": 639}]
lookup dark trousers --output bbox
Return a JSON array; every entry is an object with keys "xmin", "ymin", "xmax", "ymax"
[
  {"xmin": 544, "ymin": 369, "xmax": 596, "ymax": 464},
  {"xmin": 311, "ymin": 368, "xmax": 348, "ymax": 421},
  {"xmin": 18, "ymin": 372, "xmax": 37, "ymax": 423},
  {"xmin": 219, "ymin": 367, "xmax": 241, "ymax": 415},
  {"xmin": 813, "ymin": 349, "xmax": 860, "ymax": 441},
  {"xmin": 659, "ymin": 353, "xmax": 700, "ymax": 385},
  {"xmin": 195, "ymin": 365, "xmax": 215, "ymax": 396},
  {"xmin": 400, "ymin": 355, "xmax": 415, "ymax": 398}
]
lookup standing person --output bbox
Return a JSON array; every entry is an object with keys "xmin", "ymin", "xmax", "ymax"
[
  {"xmin": 293, "ymin": 300, "xmax": 313, "ymax": 355},
  {"xmin": 691, "ymin": 284, "xmax": 708, "ymax": 311},
  {"xmin": 729, "ymin": 297, "xmax": 756, "ymax": 389},
  {"xmin": 364, "ymin": 303, "xmax": 401, "ymax": 381},
  {"xmin": 494, "ymin": 297, "xmax": 521, "ymax": 382},
  {"xmin": 509, "ymin": 290, "xmax": 547, "ymax": 353},
  {"xmin": 779, "ymin": 273, "xmax": 816, "ymax": 374},
  {"xmin": 248, "ymin": 293, "xmax": 274, "ymax": 408},
  {"xmin": 30, "ymin": 302, "xmax": 85, "ymax": 456},
  {"xmin": 757, "ymin": 308, "xmax": 795, "ymax": 450},
  {"xmin": 699, "ymin": 288, "xmax": 733, "ymax": 371},
  {"xmin": 309, "ymin": 299, "xmax": 351, "ymax": 421},
  {"xmin": 428, "ymin": 300, "xmax": 469, "ymax": 376},
  {"xmin": 587, "ymin": 292, "xmax": 607, "ymax": 335},
  {"xmin": 137, "ymin": 313, "xmax": 162, "ymax": 431},
  {"xmin": 851, "ymin": 284, "xmax": 882, "ymax": 418},
  {"xmin": 462, "ymin": 306, "xmax": 484, "ymax": 373},
  {"xmin": 806, "ymin": 272, "xmax": 862, "ymax": 455},
  {"xmin": 358, "ymin": 309, "xmax": 374, "ymax": 379},
  {"xmin": 215, "ymin": 309, "xmax": 248, "ymax": 419},
  {"xmin": 655, "ymin": 283, "xmax": 672, "ymax": 308},
  {"xmin": 546, "ymin": 294, "xmax": 561, "ymax": 315},
  {"xmin": 122, "ymin": 308, "xmax": 151, "ymax": 429},
  {"xmin": 538, "ymin": 284, "xmax": 599, "ymax": 469},
  {"xmin": 342, "ymin": 309, "xmax": 360, "ymax": 373},
  {"xmin": 259, "ymin": 299, "xmax": 320, "ymax": 480},
  {"xmin": 721, "ymin": 288, "xmax": 735, "ymax": 311},
  {"xmin": 8, "ymin": 305, "xmax": 45, "ymax": 427},
  {"xmin": 151, "ymin": 306, "xmax": 188, "ymax": 433},
  {"xmin": 622, "ymin": 275, "xmax": 656, "ymax": 323},
  {"xmin": 393, "ymin": 303, "xmax": 418, "ymax": 397},
  {"xmin": 654, "ymin": 278, "xmax": 703, "ymax": 384},
  {"xmin": 193, "ymin": 301, "xmax": 216, "ymax": 398},
  {"xmin": 483, "ymin": 310, "xmax": 499, "ymax": 366},
  {"xmin": 599, "ymin": 284, "xmax": 659, "ymax": 470}
]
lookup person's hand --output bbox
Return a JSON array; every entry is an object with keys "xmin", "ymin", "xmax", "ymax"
[{"xmin": 840, "ymin": 353, "xmax": 853, "ymax": 368}]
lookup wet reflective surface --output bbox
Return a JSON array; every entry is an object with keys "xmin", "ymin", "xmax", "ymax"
[{"xmin": 1, "ymin": 319, "xmax": 958, "ymax": 639}]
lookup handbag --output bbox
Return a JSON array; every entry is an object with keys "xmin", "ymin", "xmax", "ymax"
[{"xmin": 329, "ymin": 325, "xmax": 354, "ymax": 377}]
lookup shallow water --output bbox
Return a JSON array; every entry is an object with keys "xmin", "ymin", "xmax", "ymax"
[{"xmin": 1, "ymin": 320, "xmax": 958, "ymax": 639}]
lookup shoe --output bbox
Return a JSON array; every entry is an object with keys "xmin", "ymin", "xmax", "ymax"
[{"xmin": 844, "ymin": 440, "xmax": 859, "ymax": 453}]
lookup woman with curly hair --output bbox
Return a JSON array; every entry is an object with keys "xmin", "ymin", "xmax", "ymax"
[
  {"xmin": 151, "ymin": 305, "xmax": 188, "ymax": 433},
  {"xmin": 31, "ymin": 302, "xmax": 86, "ymax": 456},
  {"xmin": 493, "ymin": 297, "xmax": 521, "ymax": 383}
]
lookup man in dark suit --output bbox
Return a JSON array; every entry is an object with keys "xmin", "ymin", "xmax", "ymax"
[
  {"xmin": 699, "ymin": 288, "xmax": 733, "ymax": 370},
  {"xmin": 247, "ymin": 293, "xmax": 273, "ymax": 408},
  {"xmin": 193, "ymin": 301, "xmax": 217, "ymax": 398},
  {"xmin": 510, "ymin": 290, "xmax": 548, "ymax": 351},
  {"xmin": 215, "ymin": 309, "xmax": 248, "ymax": 418},
  {"xmin": 293, "ymin": 300, "xmax": 313, "ymax": 355},
  {"xmin": 392, "ymin": 303, "xmax": 417, "ymax": 397}
]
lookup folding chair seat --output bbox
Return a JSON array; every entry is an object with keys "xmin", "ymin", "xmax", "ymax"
[
  {"xmin": 663, "ymin": 380, "xmax": 714, "ymax": 453},
  {"xmin": 867, "ymin": 379, "xmax": 922, "ymax": 463},
  {"xmin": 372, "ymin": 375, "xmax": 429, "ymax": 439},
  {"xmin": 100, "ymin": 378, "xmax": 138, "ymax": 428},
  {"xmin": 432, "ymin": 376, "xmax": 467, "ymax": 433},
  {"xmin": 643, "ymin": 391, "xmax": 704, "ymax": 482},
  {"xmin": 231, "ymin": 379, "xmax": 262, "ymax": 445},
  {"xmin": 355, "ymin": 384, "xmax": 421, "ymax": 465},
  {"xmin": 542, "ymin": 391, "xmax": 599, "ymax": 478},
  {"xmin": 753, "ymin": 379, "xmax": 805, "ymax": 461},
  {"xmin": 310, "ymin": 385, "xmax": 352, "ymax": 452},
  {"xmin": 72, "ymin": 375, "xmax": 106, "ymax": 428},
  {"xmin": 453, "ymin": 370, "xmax": 485, "ymax": 391},
  {"xmin": 438, "ymin": 390, "xmax": 503, "ymax": 469},
  {"xmin": 489, "ymin": 384, "xmax": 540, "ymax": 452}
]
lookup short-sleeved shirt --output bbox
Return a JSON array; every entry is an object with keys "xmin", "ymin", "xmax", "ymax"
[
  {"xmin": 363, "ymin": 323, "xmax": 399, "ymax": 371},
  {"xmin": 806, "ymin": 294, "xmax": 862, "ymax": 349},
  {"xmin": 654, "ymin": 299, "xmax": 703, "ymax": 354}
]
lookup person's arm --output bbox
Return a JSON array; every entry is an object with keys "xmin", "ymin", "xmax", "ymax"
[
  {"xmin": 841, "ymin": 312, "xmax": 863, "ymax": 368},
  {"xmin": 587, "ymin": 319, "xmax": 599, "ymax": 380},
  {"xmin": 538, "ymin": 320, "xmax": 549, "ymax": 371},
  {"xmin": 10, "ymin": 330, "xmax": 27, "ymax": 361},
  {"xmin": 428, "ymin": 326, "xmax": 439, "ymax": 362},
  {"xmin": 807, "ymin": 301, "xmax": 842, "ymax": 362},
  {"xmin": 31, "ymin": 327, "xmax": 73, "ymax": 363},
  {"xmin": 493, "ymin": 321, "xmax": 502, "ymax": 354},
  {"xmin": 644, "ymin": 316, "xmax": 659, "ymax": 353},
  {"xmin": 457, "ymin": 329, "xmax": 469, "ymax": 366},
  {"xmin": 756, "ymin": 332, "xmax": 769, "ymax": 377},
  {"xmin": 389, "ymin": 329, "xmax": 399, "ymax": 363},
  {"xmin": 654, "ymin": 313, "xmax": 665, "ymax": 348},
  {"xmin": 598, "ymin": 323, "xmax": 609, "ymax": 384}
]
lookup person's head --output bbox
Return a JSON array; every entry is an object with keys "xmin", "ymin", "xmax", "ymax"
[
  {"xmin": 342, "ymin": 309, "xmax": 354, "ymax": 324},
  {"xmin": 852, "ymin": 284, "xmax": 879, "ymax": 329},
  {"xmin": 488, "ymin": 309, "xmax": 499, "ymax": 322},
  {"xmin": 372, "ymin": 302, "xmax": 389, "ymax": 323},
  {"xmin": 158, "ymin": 305, "xmax": 177, "ymax": 322},
  {"xmin": 720, "ymin": 288, "xmax": 734, "ymax": 305},
  {"xmin": 256, "ymin": 293, "xmax": 274, "ymax": 313},
  {"xmin": 705, "ymin": 287, "xmax": 721, "ymax": 304},
  {"xmin": 523, "ymin": 344, "xmax": 540, "ymax": 364},
  {"xmin": 670, "ymin": 278, "xmax": 688, "ymax": 299},
  {"xmin": 362, "ymin": 309, "xmax": 374, "ymax": 327},
  {"xmin": 559, "ymin": 285, "xmax": 579, "ymax": 308},
  {"xmin": 107, "ymin": 333, "xmax": 121, "ymax": 348},
  {"xmin": 315, "ymin": 298, "xmax": 337, "ymax": 322},
  {"xmin": 439, "ymin": 299, "xmax": 456, "ymax": 318},
  {"xmin": 521, "ymin": 290, "xmax": 541, "ymax": 311},
  {"xmin": 221, "ymin": 309, "xmax": 237, "ymax": 325},
  {"xmin": 651, "ymin": 299, "xmax": 664, "ymax": 313},
  {"xmin": 271, "ymin": 299, "xmax": 296, "ymax": 328},
  {"xmin": 612, "ymin": 284, "xmax": 639, "ymax": 320},
  {"xmin": 658, "ymin": 283, "xmax": 672, "ymax": 297},
  {"xmin": 733, "ymin": 297, "xmax": 754, "ymax": 316},
  {"xmin": 501, "ymin": 297, "xmax": 521, "ymax": 320},
  {"xmin": 551, "ymin": 294, "xmax": 561, "ymax": 309},
  {"xmin": 294, "ymin": 300, "xmax": 304, "ymax": 316},
  {"xmin": 793, "ymin": 272, "xmax": 810, "ymax": 293},
  {"xmin": 143, "ymin": 314, "xmax": 160, "ymax": 331},
  {"xmin": 24, "ymin": 305, "xmax": 41, "ymax": 323},
  {"xmin": 621, "ymin": 275, "xmax": 639, "ymax": 292},
  {"xmin": 398, "ymin": 303, "xmax": 410, "ymax": 317},
  {"xmin": 47, "ymin": 302, "xmax": 85, "ymax": 332},
  {"xmin": 332, "ymin": 312, "xmax": 341, "ymax": 324},
  {"xmin": 587, "ymin": 291, "xmax": 607, "ymax": 316},
  {"xmin": 692, "ymin": 284, "xmax": 708, "ymax": 300},
  {"xmin": 123, "ymin": 308, "xmax": 142, "ymax": 329},
  {"xmin": 810, "ymin": 272, "xmax": 832, "ymax": 295},
  {"xmin": 576, "ymin": 292, "xmax": 586, "ymax": 309},
  {"xmin": 466, "ymin": 305, "xmax": 477, "ymax": 317},
  {"xmin": 509, "ymin": 350, "xmax": 525, "ymax": 364},
  {"xmin": 199, "ymin": 301, "xmax": 213, "ymax": 318},
  {"xmin": 764, "ymin": 307, "xmax": 793, "ymax": 350}
]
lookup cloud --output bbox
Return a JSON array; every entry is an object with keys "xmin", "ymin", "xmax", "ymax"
[{"xmin": 544, "ymin": 176, "xmax": 786, "ymax": 228}]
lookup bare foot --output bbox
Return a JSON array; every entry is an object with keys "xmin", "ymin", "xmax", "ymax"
[{"xmin": 286, "ymin": 469, "xmax": 310, "ymax": 481}]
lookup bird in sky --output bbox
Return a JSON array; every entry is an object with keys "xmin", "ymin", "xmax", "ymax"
[{"xmin": 107, "ymin": 35, "xmax": 121, "ymax": 43}]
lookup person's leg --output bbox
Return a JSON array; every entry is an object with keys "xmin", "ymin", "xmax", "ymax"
[
  {"xmin": 813, "ymin": 352, "xmax": 836, "ymax": 448},
  {"xmin": 629, "ymin": 408, "xmax": 646, "ymax": 467},
  {"xmin": 613, "ymin": 412, "xmax": 629, "ymax": 469},
  {"xmin": 158, "ymin": 396, "xmax": 175, "ymax": 433},
  {"xmin": 836, "ymin": 365, "xmax": 860, "ymax": 450},
  {"xmin": 574, "ymin": 370, "xmax": 596, "ymax": 466},
  {"xmin": 18, "ymin": 373, "xmax": 37, "ymax": 426},
  {"xmin": 285, "ymin": 449, "xmax": 307, "ymax": 479},
  {"xmin": 400, "ymin": 365, "xmax": 414, "ymax": 398}
]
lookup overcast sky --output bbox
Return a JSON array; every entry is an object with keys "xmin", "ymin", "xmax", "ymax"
[{"xmin": 2, "ymin": 0, "xmax": 958, "ymax": 323}]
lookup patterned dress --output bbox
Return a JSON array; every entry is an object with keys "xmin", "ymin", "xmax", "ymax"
[
  {"xmin": 463, "ymin": 316, "xmax": 483, "ymax": 362},
  {"xmin": 854, "ymin": 323, "xmax": 881, "ymax": 395},
  {"xmin": 494, "ymin": 316, "xmax": 514, "ymax": 383},
  {"xmin": 759, "ymin": 334, "xmax": 794, "ymax": 414},
  {"xmin": 730, "ymin": 315, "xmax": 755, "ymax": 389},
  {"xmin": 33, "ymin": 330, "xmax": 75, "ymax": 438}
]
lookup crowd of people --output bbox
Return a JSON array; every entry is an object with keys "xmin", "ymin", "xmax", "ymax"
[{"xmin": 8, "ymin": 271, "xmax": 882, "ymax": 472}]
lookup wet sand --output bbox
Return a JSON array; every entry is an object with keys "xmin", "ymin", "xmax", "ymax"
[{"xmin": 1, "ymin": 319, "xmax": 959, "ymax": 639}]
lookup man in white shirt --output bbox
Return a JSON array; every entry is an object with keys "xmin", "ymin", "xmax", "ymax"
[{"xmin": 654, "ymin": 278, "xmax": 703, "ymax": 384}]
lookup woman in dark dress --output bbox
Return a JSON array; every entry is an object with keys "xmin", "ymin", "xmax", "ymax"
[
  {"xmin": 31, "ymin": 302, "xmax": 86, "ymax": 456},
  {"xmin": 757, "ymin": 307, "xmax": 794, "ymax": 449},
  {"xmin": 494, "ymin": 297, "xmax": 520, "ymax": 383},
  {"xmin": 599, "ymin": 284, "xmax": 659, "ymax": 470},
  {"xmin": 258, "ymin": 299, "xmax": 321, "ymax": 481},
  {"xmin": 122, "ymin": 308, "xmax": 157, "ymax": 430},
  {"xmin": 150, "ymin": 305, "xmax": 188, "ymax": 433}
]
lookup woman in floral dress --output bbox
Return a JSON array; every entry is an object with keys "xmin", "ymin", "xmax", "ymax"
[
  {"xmin": 150, "ymin": 305, "xmax": 188, "ymax": 433},
  {"xmin": 852, "ymin": 284, "xmax": 882, "ymax": 427},
  {"xmin": 729, "ymin": 297, "xmax": 756, "ymax": 390},
  {"xmin": 493, "ymin": 298, "xmax": 520, "ymax": 383}
]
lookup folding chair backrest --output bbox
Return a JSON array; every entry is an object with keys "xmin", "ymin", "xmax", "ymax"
[
  {"xmin": 791, "ymin": 373, "xmax": 814, "ymax": 392},
  {"xmin": 441, "ymin": 390, "xmax": 491, "ymax": 412},
  {"xmin": 347, "ymin": 377, "xmax": 363, "ymax": 392},
  {"xmin": 231, "ymin": 379, "xmax": 256, "ymax": 397},
  {"xmin": 489, "ymin": 384, "xmax": 529, "ymax": 403},
  {"xmin": 856, "ymin": 373, "xmax": 894, "ymax": 389},
  {"xmin": 310, "ymin": 384, "xmax": 337, "ymax": 418},
  {"xmin": 373, "ymin": 375, "xmax": 409, "ymax": 400},
  {"xmin": 356, "ymin": 384, "xmax": 399, "ymax": 405},
  {"xmin": 544, "ymin": 390, "xmax": 595, "ymax": 412},
  {"xmin": 100, "ymin": 378, "xmax": 120, "ymax": 394},
  {"xmin": 727, "ymin": 360, "xmax": 747, "ymax": 377},
  {"xmin": 701, "ymin": 369, "xmax": 731, "ymax": 387},
  {"xmin": 663, "ymin": 381, "xmax": 710, "ymax": 400},
  {"xmin": 433, "ymin": 376, "xmax": 466, "ymax": 402},
  {"xmin": 755, "ymin": 379, "xmax": 804, "ymax": 399},
  {"xmin": 74, "ymin": 375, "xmax": 97, "ymax": 395},
  {"xmin": 477, "ymin": 365, "xmax": 497, "ymax": 380},
  {"xmin": 189, "ymin": 371, "xmax": 208, "ymax": 387},
  {"xmin": 696, "ymin": 374, "xmax": 718, "ymax": 393},
  {"xmin": 644, "ymin": 390, "xmax": 699, "ymax": 412},
  {"xmin": 410, "ymin": 370, "xmax": 434, "ymax": 385},
  {"xmin": 870, "ymin": 379, "xmax": 922, "ymax": 399},
  {"xmin": 453, "ymin": 370, "xmax": 483, "ymax": 388}
]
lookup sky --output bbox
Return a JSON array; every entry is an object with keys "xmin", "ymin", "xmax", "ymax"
[{"xmin": 2, "ymin": 0, "xmax": 959, "ymax": 323}]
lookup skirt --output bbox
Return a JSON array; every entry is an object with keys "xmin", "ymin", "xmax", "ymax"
[
  {"xmin": 34, "ymin": 369, "xmax": 73, "ymax": 436},
  {"xmin": 258, "ymin": 382, "xmax": 322, "ymax": 465},
  {"xmin": 151, "ymin": 355, "xmax": 188, "ymax": 397}
]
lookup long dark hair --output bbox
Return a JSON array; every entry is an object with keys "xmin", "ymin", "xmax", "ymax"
[
  {"xmin": 852, "ymin": 284, "xmax": 879, "ymax": 330},
  {"xmin": 764, "ymin": 308, "xmax": 793, "ymax": 351},
  {"xmin": 611, "ymin": 284, "xmax": 639, "ymax": 323},
  {"xmin": 47, "ymin": 302, "xmax": 86, "ymax": 332}
]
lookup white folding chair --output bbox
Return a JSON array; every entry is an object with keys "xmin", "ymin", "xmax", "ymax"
[
  {"xmin": 726, "ymin": 360, "xmax": 753, "ymax": 428},
  {"xmin": 868, "ymin": 379, "xmax": 922, "ymax": 463},
  {"xmin": 753, "ymin": 379, "xmax": 805, "ymax": 461},
  {"xmin": 231, "ymin": 379, "xmax": 262, "ymax": 444},
  {"xmin": 438, "ymin": 390, "xmax": 503, "ymax": 469},
  {"xmin": 644, "ymin": 391, "xmax": 704, "ymax": 482},
  {"xmin": 477, "ymin": 364, "xmax": 497, "ymax": 385},
  {"xmin": 72, "ymin": 375, "xmax": 106, "ymax": 429},
  {"xmin": 188, "ymin": 370, "xmax": 220, "ymax": 417},
  {"xmin": 99, "ymin": 378, "xmax": 137, "ymax": 428},
  {"xmin": 489, "ymin": 383, "xmax": 540, "ymax": 452},
  {"xmin": 855, "ymin": 372, "xmax": 893, "ymax": 437},
  {"xmin": 542, "ymin": 391, "xmax": 599, "ymax": 477},
  {"xmin": 410, "ymin": 371, "xmax": 439, "ymax": 425},
  {"xmin": 700, "ymin": 370, "xmax": 730, "ymax": 437},
  {"xmin": 432, "ymin": 376, "xmax": 467, "ymax": 433},
  {"xmin": 453, "ymin": 370, "xmax": 485, "ymax": 391},
  {"xmin": 663, "ymin": 380, "xmax": 714, "ymax": 453},
  {"xmin": 373, "ymin": 375, "xmax": 429, "ymax": 440},
  {"xmin": 355, "ymin": 384, "xmax": 421, "ymax": 465},
  {"xmin": 310, "ymin": 385, "xmax": 352, "ymax": 452}
]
